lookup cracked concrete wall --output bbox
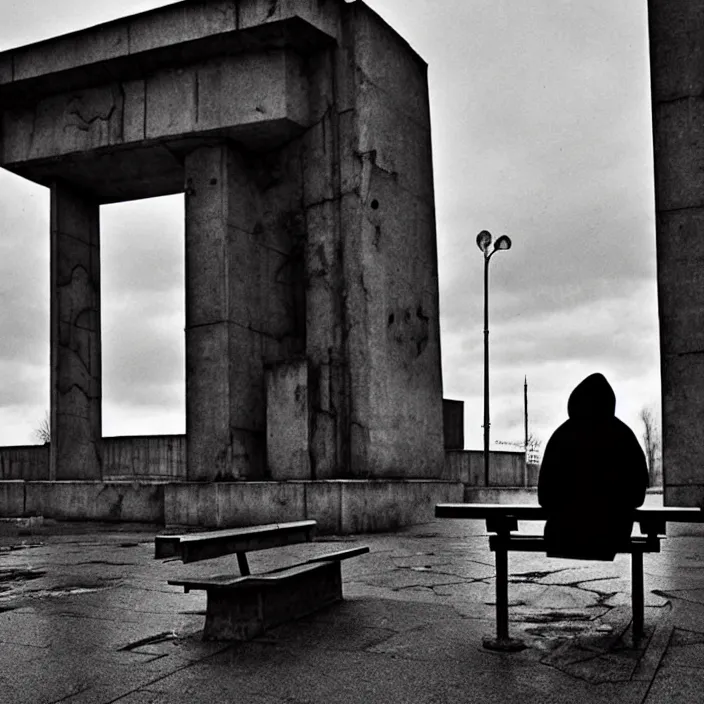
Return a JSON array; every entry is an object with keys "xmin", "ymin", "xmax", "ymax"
[
  {"xmin": 1, "ymin": 51, "xmax": 307, "ymax": 195},
  {"xmin": 649, "ymin": 1, "xmax": 704, "ymax": 507},
  {"xmin": 266, "ymin": 360, "xmax": 310, "ymax": 479},
  {"xmin": 337, "ymin": 5, "xmax": 445, "ymax": 478},
  {"xmin": 0, "ymin": 446, "xmax": 49, "ymax": 480},
  {"xmin": 50, "ymin": 183, "xmax": 102, "ymax": 480}
]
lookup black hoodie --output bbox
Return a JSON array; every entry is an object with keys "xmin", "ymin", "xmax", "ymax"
[{"xmin": 537, "ymin": 373, "xmax": 648, "ymax": 559}]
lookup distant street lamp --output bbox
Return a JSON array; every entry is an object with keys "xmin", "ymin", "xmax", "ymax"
[{"xmin": 476, "ymin": 230, "xmax": 512, "ymax": 488}]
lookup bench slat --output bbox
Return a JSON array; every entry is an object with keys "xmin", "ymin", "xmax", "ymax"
[
  {"xmin": 168, "ymin": 546, "xmax": 370, "ymax": 591},
  {"xmin": 262, "ymin": 545, "xmax": 370, "ymax": 574},
  {"xmin": 169, "ymin": 562, "xmax": 330, "ymax": 592},
  {"xmin": 435, "ymin": 503, "xmax": 704, "ymax": 524},
  {"xmin": 246, "ymin": 562, "xmax": 329, "ymax": 585},
  {"xmin": 488, "ymin": 534, "xmax": 661, "ymax": 554},
  {"xmin": 155, "ymin": 520, "xmax": 317, "ymax": 563},
  {"xmin": 168, "ymin": 574, "xmax": 250, "ymax": 591},
  {"xmin": 302, "ymin": 545, "xmax": 370, "ymax": 564}
]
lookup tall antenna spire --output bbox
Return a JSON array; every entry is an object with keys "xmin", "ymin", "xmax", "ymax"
[{"xmin": 524, "ymin": 376, "xmax": 528, "ymax": 454}]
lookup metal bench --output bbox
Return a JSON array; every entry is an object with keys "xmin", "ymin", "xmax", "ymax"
[
  {"xmin": 156, "ymin": 520, "xmax": 369, "ymax": 640},
  {"xmin": 435, "ymin": 503, "xmax": 704, "ymax": 651}
]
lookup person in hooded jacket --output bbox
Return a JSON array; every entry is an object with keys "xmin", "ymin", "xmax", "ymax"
[{"xmin": 537, "ymin": 373, "xmax": 649, "ymax": 560}]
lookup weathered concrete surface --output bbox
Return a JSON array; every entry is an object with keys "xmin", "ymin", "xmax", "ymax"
[
  {"xmin": 50, "ymin": 183, "xmax": 102, "ymax": 480},
  {"xmin": 0, "ymin": 445, "xmax": 49, "ymax": 480},
  {"xmin": 445, "ymin": 449, "xmax": 534, "ymax": 486},
  {"xmin": 0, "ymin": 437, "xmax": 186, "ymax": 482},
  {"xmin": 164, "ymin": 480, "xmax": 462, "ymax": 534},
  {"xmin": 0, "ymin": 481, "xmax": 25, "ymax": 517},
  {"xmin": 1, "ymin": 499, "xmax": 703, "ymax": 703},
  {"xmin": 102, "ymin": 435, "xmax": 186, "ymax": 480},
  {"xmin": 25, "ymin": 481, "xmax": 165, "ymax": 522},
  {"xmin": 339, "ymin": 5, "xmax": 444, "ymax": 478},
  {"xmin": 337, "ymin": 480, "xmax": 460, "ymax": 534},
  {"xmin": 3, "ymin": 437, "xmax": 475, "ymax": 484},
  {"xmin": 266, "ymin": 360, "xmax": 311, "ymax": 480},
  {"xmin": 649, "ymin": 1, "xmax": 704, "ymax": 507},
  {"xmin": 464, "ymin": 486, "xmax": 539, "ymax": 504},
  {"xmin": 184, "ymin": 145, "xmax": 268, "ymax": 480},
  {"xmin": 0, "ymin": 10, "xmax": 329, "ymax": 202}
]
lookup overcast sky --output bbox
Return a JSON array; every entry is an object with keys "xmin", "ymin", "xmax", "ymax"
[{"xmin": 0, "ymin": 0, "xmax": 659, "ymax": 454}]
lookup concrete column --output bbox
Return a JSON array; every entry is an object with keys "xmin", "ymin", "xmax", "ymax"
[
  {"xmin": 649, "ymin": 1, "xmax": 704, "ymax": 506},
  {"xmin": 303, "ymin": 109, "xmax": 348, "ymax": 479},
  {"xmin": 49, "ymin": 182, "xmax": 102, "ymax": 480},
  {"xmin": 184, "ymin": 145, "xmax": 264, "ymax": 480}
]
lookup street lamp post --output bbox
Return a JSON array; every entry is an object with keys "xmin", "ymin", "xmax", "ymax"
[{"xmin": 476, "ymin": 230, "xmax": 512, "ymax": 488}]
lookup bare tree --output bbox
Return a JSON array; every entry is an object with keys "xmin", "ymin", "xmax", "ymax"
[
  {"xmin": 495, "ymin": 433, "xmax": 542, "ymax": 463},
  {"xmin": 639, "ymin": 407, "xmax": 661, "ymax": 487},
  {"xmin": 34, "ymin": 411, "xmax": 50, "ymax": 444},
  {"xmin": 525, "ymin": 432, "xmax": 542, "ymax": 465}
]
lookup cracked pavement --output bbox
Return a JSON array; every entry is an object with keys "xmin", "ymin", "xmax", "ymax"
[{"xmin": 1, "ymin": 502, "xmax": 703, "ymax": 703}]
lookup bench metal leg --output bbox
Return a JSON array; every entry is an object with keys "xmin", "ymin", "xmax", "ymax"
[
  {"xmin": 632, "ymin": 548, "xmax": 644, "ymax": 641},
  {"xmin": 483, "ymin": 538, "xmax": 526, "ymax": 652}
]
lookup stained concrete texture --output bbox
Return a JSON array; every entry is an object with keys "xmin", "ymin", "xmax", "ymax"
[{"xmin": 1, "ymin": 511, "xmax": 703, "ymax": 703}]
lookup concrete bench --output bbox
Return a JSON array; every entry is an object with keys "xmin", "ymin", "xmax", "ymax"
[
  {"xmin": 156, "ymin": 520, "xmax": 369, "ymax": 640},
  {"xmin": 435, "ymin": 503, "xmax": 704, "ymax": 651}
]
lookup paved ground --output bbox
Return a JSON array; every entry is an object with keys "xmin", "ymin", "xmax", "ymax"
[{"xmin": 1, "ymin": 496, "xmax": 703, "ymax": 704}]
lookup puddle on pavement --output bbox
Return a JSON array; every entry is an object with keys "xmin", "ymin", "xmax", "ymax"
[
  {"xmin": 0, "ymin": 568, "xmax": 46, "ymax": 587},
  {"xmin": 0, "ymin": 568, "xmax": 47, "ymax": 609},
  {"xmin": 516, "ymin": 608, "xmax": 618, "ymax": 645},
  {"xmin": 0, "ymin": 543, "xmax": 43, "ymax": 553},
  {"xmin": 29, "ymin": 585, "xmax": 106, "ymax": 598},
  {"xmin": 517, "ymin": 610, "xmax": 594, "ymax": 623}
]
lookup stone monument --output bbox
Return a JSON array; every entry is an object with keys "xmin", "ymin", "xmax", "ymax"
[{"xmin": 0, "ymin": 0, "xmax": 456, "ymax": 529}]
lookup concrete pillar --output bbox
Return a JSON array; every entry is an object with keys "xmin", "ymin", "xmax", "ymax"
[
  {"xmin": 303, "ymin": 104, "xmax": 348, "ymax": 479},
  {"xmin": 49, "ymin": 182, "xmax": 102, "ymax": 480},
  {"xmin": 184, "ymin": 145, "xmax": 264, "ymax": 480},
  {"xmin": 649, "ymin": 1, "xmax": 704, "ymax": 506}
]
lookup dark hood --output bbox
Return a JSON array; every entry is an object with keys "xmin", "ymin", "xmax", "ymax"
[{"xmin": 567, "ymin": 373, "xmax": 616, "ymax": 420}]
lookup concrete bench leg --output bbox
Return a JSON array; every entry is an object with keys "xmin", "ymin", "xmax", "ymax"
[
  {"xmin": 632, "ymin": 548, "xmax": 644, "ymax": 641},
  {"xmin": 202, "ymin": 561, "xmax": 343, "ymax": 641}
]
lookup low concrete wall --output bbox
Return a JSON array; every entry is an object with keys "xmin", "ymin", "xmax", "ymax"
[
  {"xmin": 445, "ymin": 450, "xmax": 538, "ymax": 486},
  {"xmin": 3, "ymin": 439, "xmax": 528, "ymax": 489},
  {"xmin": 165, "ymin": 480, "xmax": 463, "ymax": 534},
  {"xmin": 102, "ymin": 435, "xmax": 186, "ymax": 480},
  {"xmin": 24, "ymin": 482, "xmax": 166, "ymax": 522},
  {"xmin": 0, "ymin": 481, "xmax": 25, "ymax": 515},
  {"xmin": 0, "ymin": 445, "xmax": 49, "ymax": 480},
  {"xmin": 0, "ymin": 479, "xmax": 463, "ymax": 534},
  {"xmin": 0, "ymin": 436, "xmax": 186, "ymax": 481},
  {"xmin": 464, "ymin": 486, "xmax": 539, "ymax": 504}
]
